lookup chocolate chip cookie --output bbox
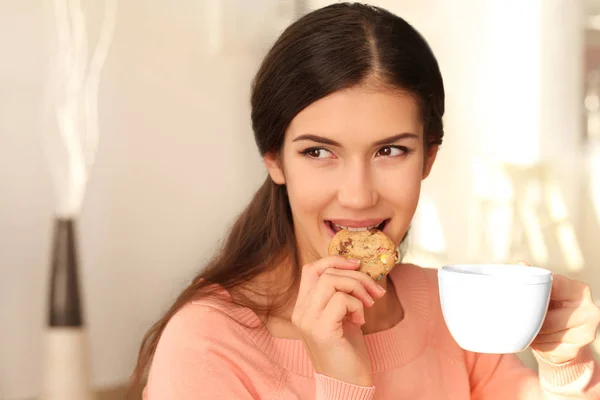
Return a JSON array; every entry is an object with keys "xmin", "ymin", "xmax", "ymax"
[{"xmin": 328, "ymin": 229, "xmax": 398, "ymax": 281}]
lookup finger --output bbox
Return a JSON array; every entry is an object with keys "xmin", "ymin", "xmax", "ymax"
[
  {"xmin": 533, "ymin": 324, "xmax": 597, "ymax": 345},
  {"xmin": 309, "ymin": 273, "xmax": 375, "ymax": 312},
  {"xmin": 516, "ymin": 260, "xmax": 530, "ymax": 266},
  {"xmin": 550, "ymin": 275, "xmax": 591, "ymax": 302},
  {"xmin": 538, "ymin": 306, "xmax": 590, "ymax": 334},
  {"xmin": 322, "ymin": 291, "xmax": 365, "ymax": 327},
  {"xmin": 323, "ymin": 268, "xmax": 386, "ymax": 299},
  {"xmin": 298, "ymin": 256, "xmax": 361, "ymax": 301}
]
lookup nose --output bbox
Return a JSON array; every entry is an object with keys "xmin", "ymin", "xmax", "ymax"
[{"xmin": 337, "ymin": 160, "xmax": 378, "ymax": 210}]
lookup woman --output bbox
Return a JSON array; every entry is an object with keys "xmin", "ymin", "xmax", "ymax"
[{"xmin": 130, "ymin": 3, "xmax": 600, "ymax": 399}]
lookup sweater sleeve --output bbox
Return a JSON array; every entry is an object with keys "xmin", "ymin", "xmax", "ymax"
[{"xmin": 467, "ymin": 346, "xmax": 600, "ymax": 399}]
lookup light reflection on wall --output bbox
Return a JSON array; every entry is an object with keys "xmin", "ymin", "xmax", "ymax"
[
  {"xmin": 591, "ymin": 145, "xmax": 600, "ymax": 227},
  {"xmin": 468, "ymin": 158, "xmax": 513, "ymax": 263},
  {"xmin": 413, "ymin": 158, "xmax": 586, "ymax": 272},
  {"xmin": 412, "ymin": 195, "xmax": 446, "ymax": 255}
]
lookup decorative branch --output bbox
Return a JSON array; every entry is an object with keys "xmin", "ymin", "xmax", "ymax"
[{"xmin": 45, "ymin": 0, "xmax": 117, "ymax": 218}]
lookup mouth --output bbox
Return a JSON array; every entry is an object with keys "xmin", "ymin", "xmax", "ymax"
[{"xmin": 324, "ymin": 219, "xmax": 390, "ymax": 235}]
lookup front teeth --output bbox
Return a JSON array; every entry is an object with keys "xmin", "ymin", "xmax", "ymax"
[{"xmin": 334, "ymin": 224, "xmax": 379, "ymax": 232}]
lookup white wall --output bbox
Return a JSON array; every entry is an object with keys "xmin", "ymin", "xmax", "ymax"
[
  {"xmin": 2, "ymin": 3, "xmax": 56, "ymax": 398},
  {"xmin": 1, "ymin": 0, "xmax": 597, "ymax": 398}
]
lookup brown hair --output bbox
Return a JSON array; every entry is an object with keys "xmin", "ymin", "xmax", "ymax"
[{"xmin": 128, "ymin": 3, "xmax": 445, "ymax": 397}]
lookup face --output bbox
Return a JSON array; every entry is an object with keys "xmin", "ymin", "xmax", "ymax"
[{"xmin": 264, "ymin": 85, "xmax": 438, "ymax": 265}]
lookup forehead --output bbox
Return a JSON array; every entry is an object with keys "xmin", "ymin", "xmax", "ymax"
[{"xmin": 287, "ymin": 87, "xmax": 423, "ymax": 141}]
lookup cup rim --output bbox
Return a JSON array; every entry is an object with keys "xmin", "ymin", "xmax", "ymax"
[{"xmin": 439, "ymin": 263, "xmax": 553, "ymax": 285}]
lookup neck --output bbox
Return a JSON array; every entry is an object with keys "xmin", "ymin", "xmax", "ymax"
[{"xmin": 361, "ymin": 275, "xmax": 404, "ymax": 334}]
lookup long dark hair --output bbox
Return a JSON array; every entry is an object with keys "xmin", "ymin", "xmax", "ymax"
[{"xmin": 128, "ymin": 3, "xmax": 445, "ymax": 397}]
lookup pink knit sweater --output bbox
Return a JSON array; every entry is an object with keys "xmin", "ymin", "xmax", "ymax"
[{"xmin": 145, "ymin": 264, "xmax": 600, "ymax": 399}]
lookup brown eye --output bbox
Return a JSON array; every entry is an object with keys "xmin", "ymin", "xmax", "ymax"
[
  {"xmin": 378, "ymin": 147, "xmax": 392, "ymax": 157},
  {"xmin": 308, "ymin": 149, "xmax": 322, "ymax": 158},
  {"xmin": 376, "ymin": 146, "xmax": 406, "ymax": 157},
  {"xmin": 302, "ymin": 148, "xmax": 333, "ymax": 159}
]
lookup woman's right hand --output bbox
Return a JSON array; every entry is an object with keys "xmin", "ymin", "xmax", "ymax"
[{"xmin": 291, "ymin": 256, "xmax": 387, "ymax": 387}]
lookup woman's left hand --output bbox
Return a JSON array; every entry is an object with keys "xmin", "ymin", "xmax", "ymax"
[{"xmin": 525, "ymin": 262, "xmax": 600, "ymax": 364}]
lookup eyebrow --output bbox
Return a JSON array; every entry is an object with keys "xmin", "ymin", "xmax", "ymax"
[{"xmin": 292, "ymin": 132, "xmax": 419, "ymax": 147}]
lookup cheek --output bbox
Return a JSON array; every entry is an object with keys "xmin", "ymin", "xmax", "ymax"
[
  {"xmin": 284, "ymin": 159, "xmax": 335, "ymax": 217},
  {"xmin": 384, "ymin": 179, "xmax": 421, "ymax": 208},
  {"xmin": 378, "ymin": 166, "xmax": 423, "ymax": 243},
  {"xmin": 378, "ymin": 162, "xmax": 424, "ymax": 208}
]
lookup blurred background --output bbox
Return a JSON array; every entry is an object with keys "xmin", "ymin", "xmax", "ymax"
[{"xmin": 2, "ymin": 0, "xmax": 600, "ymax": 398}]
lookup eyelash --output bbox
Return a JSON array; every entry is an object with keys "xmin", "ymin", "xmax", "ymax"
[{"xmin": 300, "ymin": 145, "xmax": 412, "ymax": 159}]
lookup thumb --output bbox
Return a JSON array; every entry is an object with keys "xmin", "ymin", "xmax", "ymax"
[{"xmin": 515, "ymin": 260, "xmax": 531, "ymax": 266}]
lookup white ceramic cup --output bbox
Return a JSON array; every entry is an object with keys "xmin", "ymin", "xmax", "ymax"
[{"xmin": 438, "ymin": 264, "xmax": 553, "ymax": 354}]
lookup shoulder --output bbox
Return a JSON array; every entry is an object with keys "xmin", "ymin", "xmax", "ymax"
[
  {"xmin": 391, "ymin": 264, "xmax": 464, "ymax": 354},
  {"xmin": 146, "ymin": 297, "xmax": 284, "ymax": 398},
  {"xmin": 397, "ymin": 264, "xmax": 444, "ymax": 327},
  {"xmin": 150, "ymin": 296, "xmax": 283, "ymax": 379},
  {"xmin": 388, "ymin": 263, "xmax": 440, "ymax": 325},
  {"xmin": 157, "ymin": 294, "xmax": 260, "ymax": 352},
  {"xmin": 391, "ymin": 263, "xmax": 446, "ymax": 318},
  {"xmin": 389, "ymin": 263, "xmax": 440, "ymax": 292}
]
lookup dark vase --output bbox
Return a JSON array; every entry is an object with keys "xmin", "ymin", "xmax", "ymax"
[
  {"xmin": 48, "ymin": 218, "xmax": 83, "ymax": 327},
  {"xmin": 42, "ymin": 217, "xmax": 93, "ymax": 400}
]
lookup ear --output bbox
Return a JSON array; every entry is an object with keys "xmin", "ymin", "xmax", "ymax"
[
  {"xmin": 263, "ymin": 152, "xmax": 286, "ymax": 184},
  {"xmin": 422, "ymin": 144, "xmax": 438, "ymax": 180}
]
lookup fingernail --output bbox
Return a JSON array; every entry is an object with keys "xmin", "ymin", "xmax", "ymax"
[
  {"xmin": 348, "ymin": 258, "xmax": 361, "ymax": 264},
  {"xmin": 375, "ymin": 284, "xmax": 386, "ymax": 295}
]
